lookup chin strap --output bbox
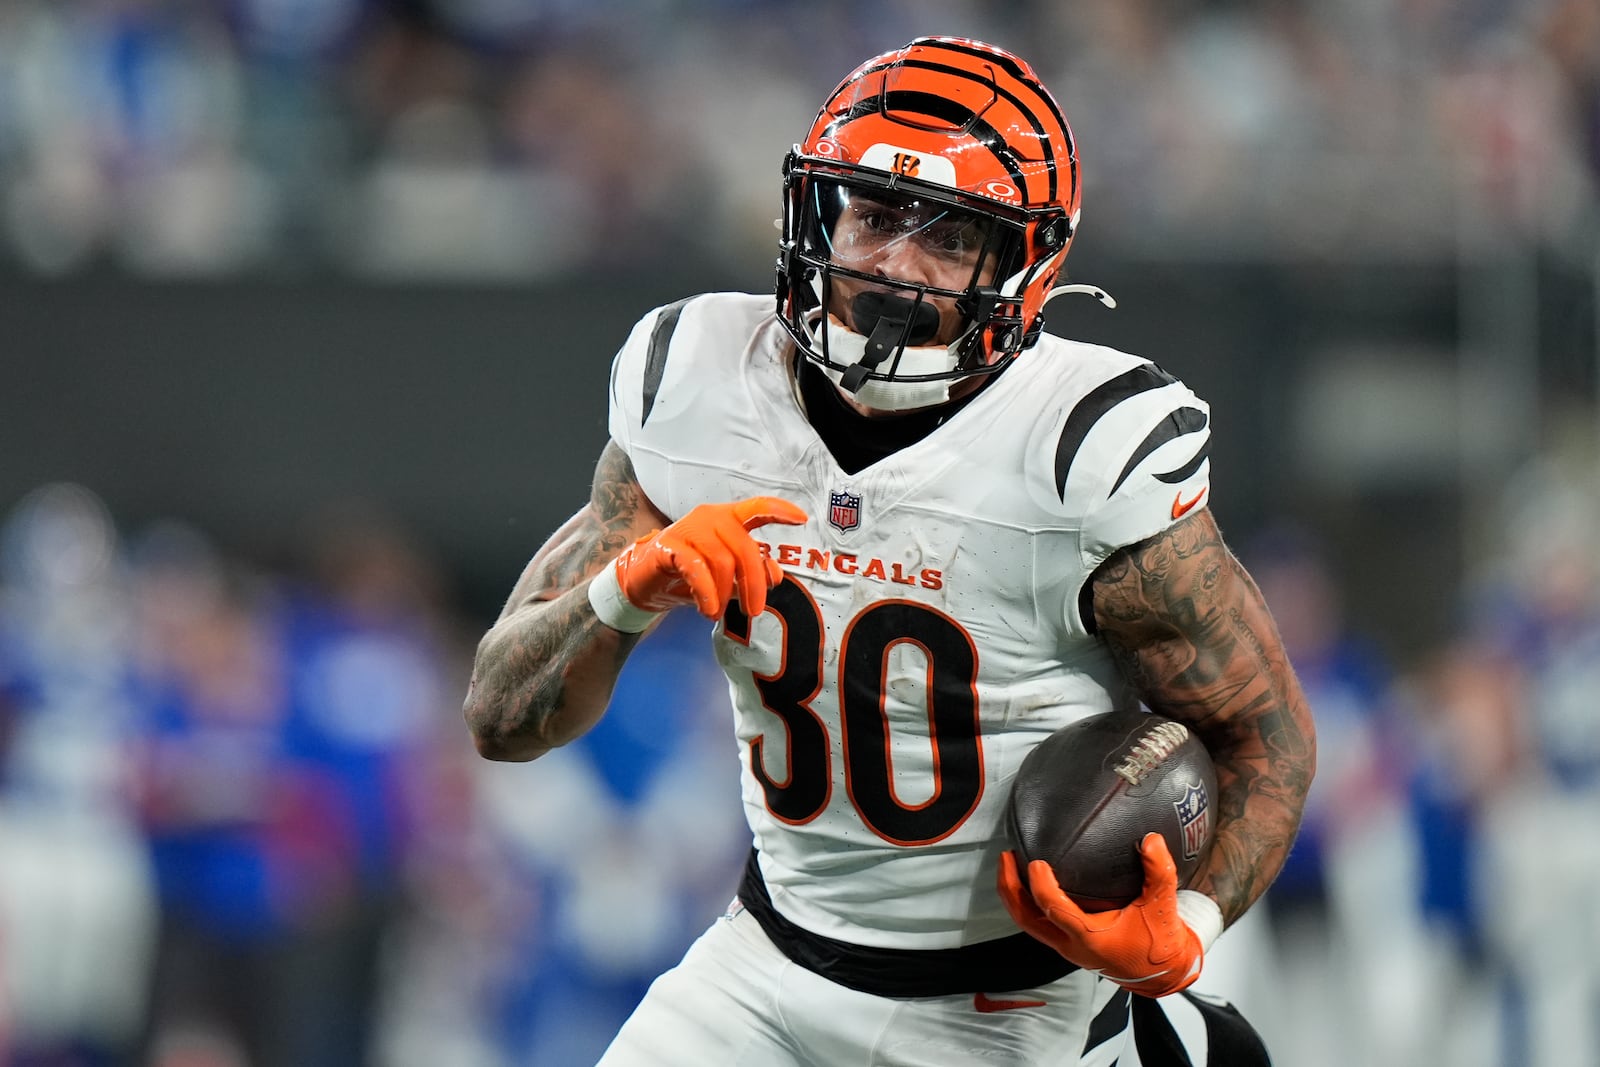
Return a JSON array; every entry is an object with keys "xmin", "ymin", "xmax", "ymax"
[
  {"xmin": 839, "ymin": 315, "xmax": 907, "ymax": 393},
  {"xmin": 1043, "ymin": 283, "xmax": 1117, "ymax": 309}
]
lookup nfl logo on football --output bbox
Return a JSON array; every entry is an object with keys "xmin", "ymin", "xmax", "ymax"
[
  {"xmin": 829, "ymin": 490, "xmax": 861, "ymax": 533},
  {"xmin": 1175, "ymin": 782, "xmax": 1211, "ymax": 861}
]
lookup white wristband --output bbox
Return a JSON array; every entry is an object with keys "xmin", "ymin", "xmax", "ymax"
[
  {"xmin": 586, "ymin": 563, "xmax": 661, "ymax": 633},
  {"xmin": 1176, "ymin": 890, "xmax": 1225, "ymax": 952}
]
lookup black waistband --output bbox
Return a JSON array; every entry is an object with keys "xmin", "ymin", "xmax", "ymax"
[{"xmin": 737, "ymin": 849, "xmax": 1078, "ymax": 998}]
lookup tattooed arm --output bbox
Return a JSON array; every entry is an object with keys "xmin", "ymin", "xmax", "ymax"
[
  {"xmin": 1090, "ymin": 507, "xmax": 1316, "ymax": 926},
  {"xmin": 462, "ymin": 441, "xmax": 667, "ymax": 761}
]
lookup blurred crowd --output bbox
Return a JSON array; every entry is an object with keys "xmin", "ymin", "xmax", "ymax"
[
  {"xmin": 1235, "ymin": 444, "xmax": 1600, "ymax": 1067},
  {"xmin": 0, "ymin": 0, "xmax": 1595, "ymax": 280},
  {"xmin": 2, "ymin": 459, "xmax": 1599, "ymax": 1067},
  {"xmin": 0, "ymin": 483, "xmax": 751, "ymax": 1067},
  {"xmin": 4, "ymin": 2, "xmax": 1600, "ymax": 1066}
]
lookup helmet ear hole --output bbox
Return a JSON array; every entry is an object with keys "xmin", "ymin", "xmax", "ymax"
[{"xmin": 1039, "ymin": 217, "xmax": 1068, "ymax": 251}]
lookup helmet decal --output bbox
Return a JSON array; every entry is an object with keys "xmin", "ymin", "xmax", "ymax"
[{"xmin": 857, "ymin": 144, "xmax": 957, "ymax": 186}]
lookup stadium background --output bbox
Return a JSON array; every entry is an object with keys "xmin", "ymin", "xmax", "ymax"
[{"xmin": 0, "ymin": 1, "xmax": 1597, "ymax": 1065}]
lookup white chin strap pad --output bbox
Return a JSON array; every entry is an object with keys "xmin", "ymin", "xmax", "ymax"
[{"xmin": 818, "ymin": 317, "xmax": 963, "ymax": 412}]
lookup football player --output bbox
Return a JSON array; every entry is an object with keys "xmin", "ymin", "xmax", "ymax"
[{"xmin": 463, "ymin": 37, "xmax": 1315, "ymax": 1066}]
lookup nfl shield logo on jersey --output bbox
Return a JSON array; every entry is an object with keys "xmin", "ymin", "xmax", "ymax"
[
  {"xmin": 1174, "ymin": 782, "xmax": 1211, "ymax": 861},
  {"xmin": 828, "ymin": 490, "xmax": 862, "ymax": 533}
]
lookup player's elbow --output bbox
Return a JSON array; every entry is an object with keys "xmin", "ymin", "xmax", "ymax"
[
  {"xmin": 462, "ymin": 691, "xmax": 551, "ymax": 763},
  {"xmin": 471, "ymin": 729, "xmax": 550, "ymax": 762}
]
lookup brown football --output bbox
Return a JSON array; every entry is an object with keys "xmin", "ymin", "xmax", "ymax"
[{"xmin": 1006, "ymin": 708, "xmax": 1218, "ymax": 912}]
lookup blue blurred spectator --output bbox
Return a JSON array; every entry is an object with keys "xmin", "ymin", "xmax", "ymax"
[
  {"xmin": 129, "ymin": 529, "xmax": 305, "ymax": 1067},
  {"xmin": 1236, "ymin": 525, "xmax": 1433, "ymax": 1067},
  {"xmin": 1455, "ymin": 460, "xmax": 1600, "ymax": 1067},
  {"xmin": 1249, "ymin": 527, "xmax": 1402, "ymax": 911},
  {"xmin": 127, "ymin": 503, "xmax": 465, "ymax": 1067},
  {"xmin": 473, "ymin": 605, "xmax": 748, "ymax": 1065},
  {"xmin": 274, "ymin": 504, "xmax": 463, "ymax": 1065},
  {"xmin": 0, "ymin": 485, "xmax": 156, "ymax": 1067}
]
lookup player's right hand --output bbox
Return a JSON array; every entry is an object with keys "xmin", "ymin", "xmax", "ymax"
[
  {"xmin": 997, "ymin": 836, "xmax": 1218, "ymax": 998},
  {"xmin": 613, "ymin": 497, "xmax": 807, "ymax": 619}
]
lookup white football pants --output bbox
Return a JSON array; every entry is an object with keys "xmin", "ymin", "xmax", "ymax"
[{"xmin": 599, "ymin": 902, "xmax": 1139, "ymax": 1067}]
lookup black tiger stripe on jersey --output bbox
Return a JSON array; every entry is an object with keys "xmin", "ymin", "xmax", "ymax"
[
  {"xmin": 640, "ymin": 296, "xmax": 693, "ymax": 427},
  {"xmin": 1054, "ymin": 363, "xmax": 1178, "ymax": 501},
  {"xmin": 1081, "ymin": 987, "xmax": 1131, "ymax": 1056},
  {"xmin": 1129, "ymin": 991, "xmax": 1274, "ymax": 1066},
  {"xmin": 1108, "ymin": 406, "xmax": 1209, "ymax": 496},
  {"xmin": 1155, "ymin": 438, "xmax": 1211, "ymax": 485},
  {"xmin": 1131, "ymin": 993, "xmax": 1196, "ymax": 1065}
]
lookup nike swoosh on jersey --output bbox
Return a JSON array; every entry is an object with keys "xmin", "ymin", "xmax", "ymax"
[
  {"xmin": 1171, "ymin": 487, "xmax": 1207, "ymax": 519},
  {"xmin": 974, "ymin": 993, "xmax": 1049, "ymax": 1013}
]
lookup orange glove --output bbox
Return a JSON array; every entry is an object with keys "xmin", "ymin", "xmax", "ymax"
[
  {"xmin": 997, "ymin": 833, "xmax": 1222, "ymax": 998},
  {"xmin": 587, "ymin": 497, "xmax": 807, "ymax": 630}
]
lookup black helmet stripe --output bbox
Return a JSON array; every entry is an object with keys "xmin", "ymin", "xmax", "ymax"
[
  {"xmin": 921, "ymin": 40, "xmax": 1075, "ymax": 150},
  {"xmin": 840, "ymin": 58, "xmax": 1060, "ymax": 202},
  {"xmin": 826, "ymin": 91, "xmax": 1028, "ymax": 192},
  {"xmin": 918, "ymin": 39, "xmax": 1078, "ymax": 207}
]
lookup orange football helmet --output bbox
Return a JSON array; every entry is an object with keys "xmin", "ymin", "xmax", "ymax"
[{"xmin": 778, "ymin": 37, "xmax": 1086, "ymax": 409}]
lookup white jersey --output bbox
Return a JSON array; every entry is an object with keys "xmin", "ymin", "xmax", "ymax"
[{"xmin": 607, "ymin": 292, "xmax": 1212, "ymax": 951}]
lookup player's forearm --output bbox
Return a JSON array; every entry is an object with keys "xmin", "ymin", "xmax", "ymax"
[
  {"xmin": 1185, "ymin": 667, "xmax": 1315, "ymax": 926},
  {"xmin": 1168, "ymin": 549, "xmax": 1316, "ymax": 926},
  {"xmin": 463, "ymin": 583, "xmax": 644, "ymax": 761},
  {"xmin": 1092, "ymin": 509, "xmax": 1317, "ymax": 926},
  {"xmin": 464, "ymin": 445, "xmax": 665, "ymax": 761},
  {"xmin": 1123, "ymin": 603, "xmax": 1315, "ymax": 926}
]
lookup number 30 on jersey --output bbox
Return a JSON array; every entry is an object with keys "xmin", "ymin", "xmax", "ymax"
[{"xmin": 723, "ymin": 576, "xmax": 984, "ymax": 847}]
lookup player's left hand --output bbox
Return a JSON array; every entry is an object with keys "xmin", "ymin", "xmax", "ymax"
[{"xmin": 997, "ymin": 833, "xmax": 1218, "ymax": 998}]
